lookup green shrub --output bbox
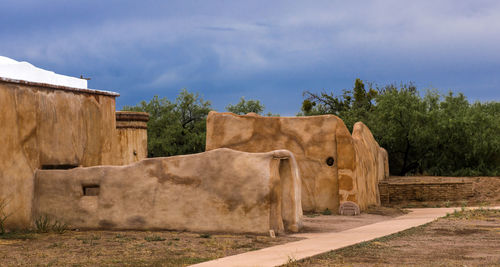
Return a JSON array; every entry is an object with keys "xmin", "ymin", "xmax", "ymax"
[
  {"xmin": 51, "ymin": 220, "xmax": 68, "ymax": 234},
  {"xmin": 145, "ymin": 235, "xmax": 166, "ymax": 242},
  {"xmin": 0, "ymin": 197, "xmax": 12, "ymax": 235},
  {"xmin": 34, "ymin": 215, "xmax": 51, "ymax": 233},
  {"xmin": 34, "ymin": 215, "xmax": 68, "ymax": 234},
  {"xmin": 322, "ymin": 208, "xmax": 332, "ymax": 215},
  {"xmin": 199, "ymin": 233, "xmax": 211, "ymax": 238}
]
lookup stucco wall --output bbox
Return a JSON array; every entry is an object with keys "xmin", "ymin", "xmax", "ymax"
[
  {"xmin": 206, "ymin": 112, "xmax": 348, "ymax": 212},
  {"xmin": 206, "ymin": 112, "xmax": 389, "ymax": 213},
  {"xmin": 0, "ymin": 78, "xmax": 118, "ymax": 228},
  {"xmin": 33, "ymin": 149, "xmax": 303, "ymax": 234},
  {"xmin": 350, "ymin": 122, "xmax": 389, "ymax": 210}
]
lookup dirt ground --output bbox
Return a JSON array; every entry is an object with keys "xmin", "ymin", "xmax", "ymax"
[
  {"xmin": 298, "ymin": 206, "xmax": 406, "ymax": 235},
  {"xmin": 288, "ymin": 208, "xmax": 500, "ymax": 267},
  {"xmin": 1, "ymin": 177, "xmax": 497, "ymax": 266},
  {"xmin": 0, "ymin": 207, "xmax": 401, "ymax": 267},
  {"xmin": 471, "ymin": 177, "xmax": 500, "ymax": 204},
  {"xmin": 0, "ymin": 230, "xmax": 299, "ymax": 266}
]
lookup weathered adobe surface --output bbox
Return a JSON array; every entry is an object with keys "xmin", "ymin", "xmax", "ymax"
[
  {"xmin": 206, "ymin": 112, "xmax": 389, "ymax": 213},
  {"xmin": 0, "ymin": 80, "xmax": 118, "ymax": 229},
  {"xmin": 115, "ymin": 111, "xmax": 149, "ymax": 165},
  {"xmin": 351, "ymin": 122, "xmax": 389, "ymax": 209},
  {"xmin": 34, "ymin": 148, "xmax": 303, "ymax": 234}
]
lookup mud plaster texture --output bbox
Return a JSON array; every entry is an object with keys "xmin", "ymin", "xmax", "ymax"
[
  {"xmin": 0, "ymin": 79, "xmax": 147, "ymax": 229},
  {"xmin": 34, "ymin": 148, "xmax": 303, "ymax": 234},
  {"xmin": 115, "ymin": 111, "xmax": 149, "ymax": 165},
  {"xmin": 206, "ymin": 112, "xmax": 389, "ymax": 213},
  {"xmin": 351, "ymin": 122, "xmax": 390, "ymax": 209}
]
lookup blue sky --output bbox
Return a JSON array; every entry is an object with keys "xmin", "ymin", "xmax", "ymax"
[{"xmin": 1, "ymin": 0, "xmax": 499, "ymax": 115}]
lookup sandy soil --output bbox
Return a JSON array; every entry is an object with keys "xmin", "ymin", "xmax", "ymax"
[{"xmin": 288, "ymin": 209, "xmax": 500, "ymax": 267}]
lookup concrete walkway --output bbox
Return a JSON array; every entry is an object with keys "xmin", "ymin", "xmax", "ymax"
[{"xmin": 191, "ymin": 206, "xmax": 500, "ymax": 267}]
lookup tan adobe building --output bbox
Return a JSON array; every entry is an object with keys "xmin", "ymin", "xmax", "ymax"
[
  {"xmin": 0, "ymin": 77, "xmax": 148, "ymax": 228},
  {"xmin": 206, "ymin": 111, "xmax": 389, "ymax": 213}
]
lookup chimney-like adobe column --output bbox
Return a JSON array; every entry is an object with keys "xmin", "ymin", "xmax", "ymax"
[{"xmin": 115, "ymin": 111, "xmax": 149, "ymax": 165}]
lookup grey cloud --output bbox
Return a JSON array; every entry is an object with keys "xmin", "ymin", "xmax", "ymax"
[{"xmin": 1, "ymin": 0, "xmax": 499, "ymax": 114}]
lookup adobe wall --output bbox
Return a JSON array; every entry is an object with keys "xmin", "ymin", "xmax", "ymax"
[
  {"xmin": 206, "ymin": 112, "xmax": 388, "ymax": 213},
  {"xmin": 350, "ymin": 122, "xmax": 389, "ymax": 209},
  {"xmin": 0, "ymin": 78, "xmax": 118, "ymax": 228},
  {"xmin": 34, "ymin": 148, "xmax": 303, "ymax": 234},
  {"xmin": 207, "ymin": 112, "xmax": 345, "ymax": 212},
  {"xmin": 115, "ymin": 111, "xmax": 149, "ymax": 165}
]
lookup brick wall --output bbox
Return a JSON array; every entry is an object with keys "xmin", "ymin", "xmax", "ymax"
[{"xmin": 379, "ymin": 177, "xmax": 474, "ymax": 205}]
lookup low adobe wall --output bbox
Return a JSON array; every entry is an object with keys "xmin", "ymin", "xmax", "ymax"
[
  {"xmin": 115, "ymin": 111, "xmax": 149, "ymax": 165},
  {"xmin": 206, "ymin": 112, "xmax": 388, "ymax": 213},
  {"xmin": 33, "ymin": 148, "xmax": 303, "ymax": 234},
  {"xmin": 379, "ymin": 177, "xmax": 474, "ymax": 204},
  {"xmin": 0, "ymin": 77, "xmax": 118, "ymax": 228}
]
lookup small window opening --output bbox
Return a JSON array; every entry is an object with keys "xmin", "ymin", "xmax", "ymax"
[
  {"xmin": 82, "ymin": 185, "xmax": 100, "ymax": 196},
  {"xmin": 326, "ymin": 157, "xmax": 335, "ymax": 166},
  {"xmin": 41, "ymin": 164, "xmax": 78, "ymax": 170}
]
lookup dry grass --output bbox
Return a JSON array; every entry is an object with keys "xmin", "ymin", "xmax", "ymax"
[
  {"xmin": 287, "ymin": 208, "xmax": 500, "ymax": 266},
  {"xmin": 0, "ymin": 230, "xmax": 299, "ymax": 266},
  {"xmin": 0, "ymin": 208, "xmax": 402, "ymax": 266}
]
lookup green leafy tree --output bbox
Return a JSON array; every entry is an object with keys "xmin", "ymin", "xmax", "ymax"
[
  {"xmin": 300, "ymin": 78, "xmax": 377, "ymax": 130},
  {"xmin": 123, "ymin": 89, "xmax": 212, "ymax": 157},
  {"xmin": 368, "ymin": 84, "xmax": 431, "ymax": 175},
  {"xmin": 427, "ymin": 93, "xmax": 500, "ymax": 175},
  {"xmin": 300, "ymin": 79, "xmax": 500, "ymax": 176},
  {"xmin": 226, "ymin": 97, "xmax": 265, "ymax": 115},
  {"xmin": 300, "ymin": 89, "xmax": 351, "ymax": 116}
]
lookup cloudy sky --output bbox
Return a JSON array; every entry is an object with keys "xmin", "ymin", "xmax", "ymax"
[{"xmin": 1, "ymin": 0, "xmax": 499, "ymax": 115}]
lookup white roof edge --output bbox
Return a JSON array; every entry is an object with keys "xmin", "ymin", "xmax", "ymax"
[
  {"xmin": 0, "ymin": 56, "xmax": 119, "ymax": 96},
  {"xmin": 0, "ymin": 76, "xmax": 120, "ymax": 97}
]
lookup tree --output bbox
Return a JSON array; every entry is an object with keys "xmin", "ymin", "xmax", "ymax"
[
  {"xmin": 427, "ymin": 93, "xmax": 500, "ymax": 176},
  {"xmin": 368, "ymin": 84, "xmax": 431, "ymax": 175},
  {"xmin": 300, "ymin": 79, "xmax": 500, "ymax": 176},
  {"xmin": 123, "ymin": 89, "xmax": 212, "ymax": 157},
  {"xmin": 226, "ymin": 97, "xmax": 265, "ymax": 115},
  {"xmin": 300, "ymin": 78, "xmax": 377, "ymax": 130}
]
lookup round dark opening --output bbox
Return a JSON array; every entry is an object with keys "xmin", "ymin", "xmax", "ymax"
[{"xmin": 326, "ymin": 157, "xmax": 335, "ymax": 166}]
